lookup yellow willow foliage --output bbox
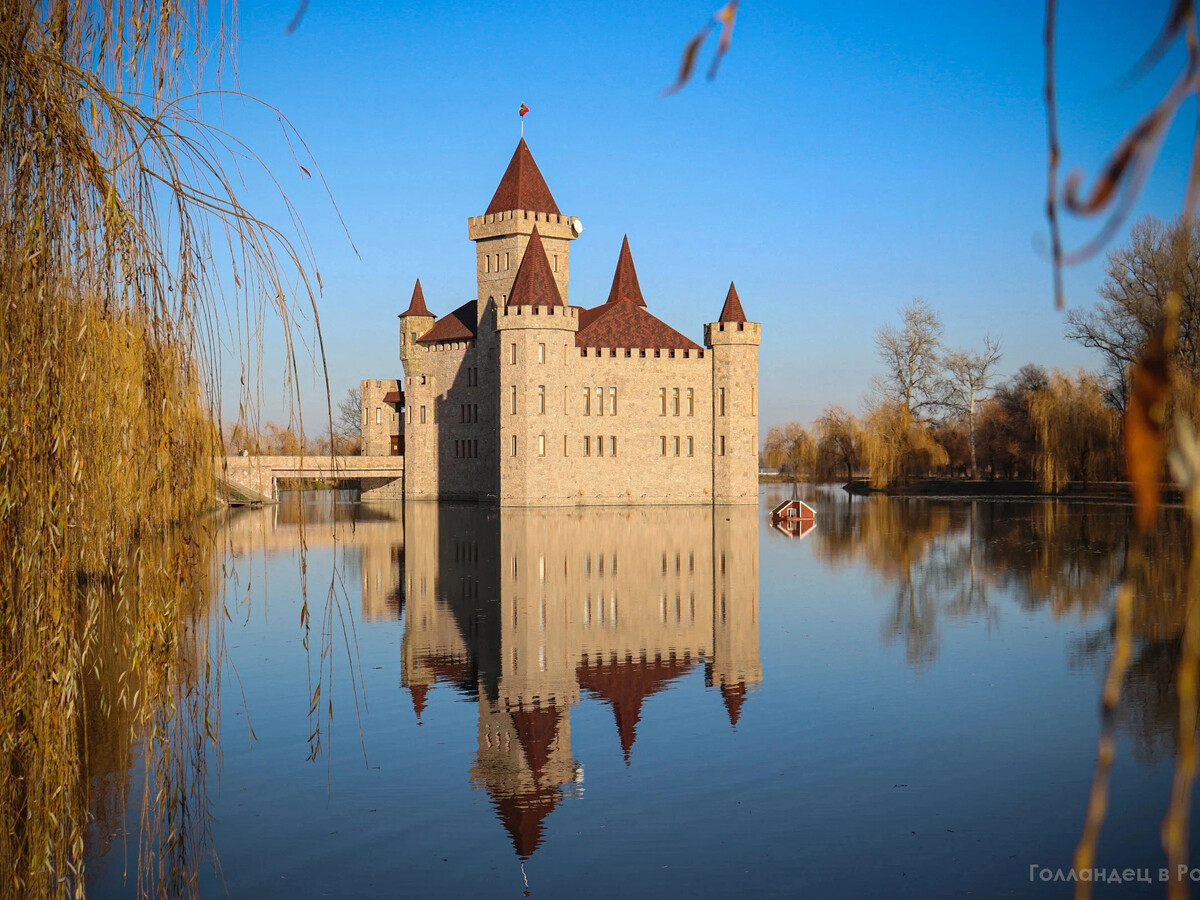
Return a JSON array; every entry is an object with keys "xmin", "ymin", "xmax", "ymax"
[
  {"xmin": 862, "ymin": 402, "xmax": 948, "ymax": 488},
  {"xmin": 0, "ymin": 1, "xmax": 324, "ymax": 896},
  {"xmin": 1029, "ymin": 369, "xmax": 1121, "ymax": 493}
]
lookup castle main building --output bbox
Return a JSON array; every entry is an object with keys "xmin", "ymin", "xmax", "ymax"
[{"xmin": 363, "ymin": 139, "xmax": 760, "ymax": 506}]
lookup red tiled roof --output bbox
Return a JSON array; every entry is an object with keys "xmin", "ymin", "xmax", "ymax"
[
  {"xmin": 416, "ymin": 300, "xmax": 478, "ymax": 344},
  {"xmin": 485, "ymin": 138, "xmax": 560, "ymax": 216},
  {"xmin": 509, "ymin": 704, "xmax": 562, "ymax": 778},
  {"xmin": 577, "ymin": 654, "xmax": 696, "ymax": 764},
  {"xmin": 721, "ymin": 681, "xmax": 748, "ymax": 727},
  {"xmin": 491, "ymin": 788, "xmax": 561, "ymax": 860},
  {"xmin": 382, "ymin": 390, "xmax": 401, "ymax": 403},
  {"xmin": 408, "ymin": 683, "xmax": 428, "ymax": 722},
  {"xmin": 718, "ymin": 281, "xmax": 747, "ymax": 324},
  {"xmin": 506, "ymin": 227, "xmax": 563, "ymax": 309},
  {"xmin": 575, "ymin": 301, "xmax": 702, "ymax": 352},
  {"xmin": 400, "ymin": 278, "xmax": 433, "ymax": 318},
  {"xmin": 604, "ymin": 235, "xmax": 646, "ymax": 307}
]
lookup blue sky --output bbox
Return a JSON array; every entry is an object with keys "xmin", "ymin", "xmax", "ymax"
[{"xmin": 213, "ymin": 0, "xmax": 1190, "ymax": 434}]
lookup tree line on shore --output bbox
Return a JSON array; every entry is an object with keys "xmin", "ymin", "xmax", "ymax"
[{"xmin": 764, "ymin": 215, "xmax": 1198, "ymax": 490}]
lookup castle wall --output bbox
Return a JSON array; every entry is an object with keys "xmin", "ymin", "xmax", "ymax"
[
  {"xmin": 403, "ymin": 341, "xmax": 498, "ymax": 501},
  {"xmin": 360, "ymin": 378, "xmax": 401, "ymax": 457}
]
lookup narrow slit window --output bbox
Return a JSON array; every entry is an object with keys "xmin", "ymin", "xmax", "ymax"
[
  {"xmin": 687, "ymin": 388, "xmax": 694, "ymax": 416},
  {"xmin": 674, "ymin": 436, "xmax": 681, "ymax": 456},
  {"xmin": 511, "ymin": 385, "xmax": 517, "ymax": 415},
  {"xmin": 538, "ymin": 342, "xmax": 546, "ymax": 363},
  {"xmin": 505, "ymin": 251, "xmax": 510, "ymax": 270},
  {"xmin": 583, "ymin": 435, "xmax": 591, "ymax": 456},
  {"xmin": 538, "ymin": 385, "xmax": 546, "ymax": 414},
  {"xmin": 660, "ymin": 436, "xmax": 667, "ymax": 456},
  {"xmin": 420, "ymin": 406, "xmax": 426, "ymax": 424},
  {"xmin": 376, "ymin": 407, "xmax": 382, "ymax": 425},
  {"xmin": 610, "ymin": 435, "xmax": 617, "ymax": 457},
  {"xmin": 510, "ymin": 343, "xmax": 517, "ymax": 365},
  {"xmin": 720, "ymin": 434, "xmax": 726, "ymax": 456},
  {"xmin": 609, "ymin": 387, "xmax": 617, "ymax": 415},
  {"xmin": 659, "ymin": 388, "xmax": 667, "ymax": 416},
  {"xmin": 687, "ymin": 436, "xmax": 694, "ymax": 457},
  {"xmin": 673, "ymin": 388, "xmax": 680, "ymax": 416},
  {"xmin": 597, "ymin": 435, "xmax": 604, "ymax": 457},
  {"xmin": 583, "ymin": 388, "xmax": 591, "ymax": 416},
  {"xmin": 511, "ymin": 434, "xmax": 518, "ymax": 456},
  {"xmin": 720, "ymin": 387, "xmax": 726, "ymax": 417},
  {"xmin": 596, "ymin": 387, "xmax": 604, "ymax": 416},
  {"xmin": 538, "ymin": 434, "xmax": 546, "ymax": 457}
]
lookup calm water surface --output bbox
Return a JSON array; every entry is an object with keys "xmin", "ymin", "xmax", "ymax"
[{"xmin": 86, "ymin": 487, "xmax": 1198, "ymax": 898}]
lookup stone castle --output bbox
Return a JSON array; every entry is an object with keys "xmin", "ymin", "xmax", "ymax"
[{"xmin": 362, "ymin": 139, "xmax": 760, "ymax": 506}]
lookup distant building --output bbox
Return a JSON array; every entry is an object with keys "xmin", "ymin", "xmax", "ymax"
[{"xmin": 364, "ymin": 139, "xmax": 760, "ymax": 506}]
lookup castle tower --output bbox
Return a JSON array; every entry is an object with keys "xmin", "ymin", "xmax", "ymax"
[
  {"xmin": 398, "ymin": 278, "xmax": 434, "ymax": 372},
  {"xmin": 467, "ymin": 139, "xmax": 579, "ymax": 323},
  {"xmin": 495, "ymin": 227, "xmax": 579, "ymax": 506},
  {"xmin": 708, "ymin": 504, "xmax": 761, "ymax": 727},
  {"xmin": 396, "ymin": 279, "xmax": 437, "ymax": 491},
  {"xmin": 705, "ymin": 283, "xmax": 761, "ymax": 504}
]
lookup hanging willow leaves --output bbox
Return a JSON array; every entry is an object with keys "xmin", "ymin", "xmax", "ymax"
[{"xmin": 663, "ymin": 1, "xmax": 739, "ymax": 96}]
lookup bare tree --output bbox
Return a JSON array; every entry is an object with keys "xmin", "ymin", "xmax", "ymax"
[
  {"xmin": 336, "ymin": 386, "xmax": 362, "ymax": 437},
  {"xmin": 872, "ymin": 298, "xmax": 945, "ymax": 421},
  {"xmin": 942, "ymin": 336, "xmax": 1002, "ymax": 477},
  {"xmin": 1064, "ymin": 215, "xmax": 1200, "ymax": 410}
]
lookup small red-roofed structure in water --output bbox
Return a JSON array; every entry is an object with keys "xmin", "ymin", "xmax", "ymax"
[{"xmin": 771, "ymin": 497, "xmax": 816, "ymax": 539}]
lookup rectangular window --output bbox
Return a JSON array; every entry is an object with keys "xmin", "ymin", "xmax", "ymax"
[
  {"xmin": 564, "ymin": 434, "xmax": 569, "ymax": 456},
  {"xmin": 563, "ymin": 385, "xmax": 569, "ymax": 414},
  {"xmin": 553, "ymin": 254, "xmax": 558, "ymax": 272},
  {"xmin": 674, "ymin": 436, "xmax": 681, "ymax": 456},
  {"xmin": 538, "ymin": 342, "xmax": 546, "ymax": 363},
  {"xmin": 473, "ymin": 403, "xmax": 478, "ymax": 422},
  {"xmin": 687, "ymin": 436, "xmax": 694, "ymax": 457},
  {"xmin": 538, "ymin": 385, "xmax": 546, "ymax": 414},
  {"xmin": 511, "ymin": 434, "xmax": 518, "ymax": 457},
  {"xmin": 751, "ymin": 386, "xmax": 756, "ymax": 415},
  {"xmin": 720, "ymin": 434, "xmax": 726, "ymax": 456},
  {"xmin": 597, "ymin": 435, "xmax": 604, "ymax": 457},
  {"xmin": 584, "ymin": 388, "xmax": 591, "ymax": 416},
  {"xmin": 376, "ymin": 407, "xmax": 381, "ymax": 425},
  {"xmin": 609, "ymin": 387, "xmax": 617, "ymax": 415},
  {"xmin": 538, "ymin": 434, "xmax": 546, "ymax": 457},
  {"xmin": 659, "ymin": 388, "xmax": 667, "ymax": 416},
  {"xmin": 583, "ymin": 436, "xmax": 591, "ymax": 456},
  {"xmin": 511, "ymin": 385, "xmax": 517, "ymax": 415},
  {"xmin": 610, "ymin": 436, "xmax": 617, "ymax": 457},
  {"xmin": 673, "ymin": 388, "xmax": 680, "ymax": 416},
  {"xmin": 596, "ymin": 387, "xmax": 604, "ymax": 416},
  {"xmin": 720, "ymin": 388, "xmax": 726, "ymax": 417},
  {"xmin": 510, "ymin": 343, "xmax": 517, "ymax": 365},
  {"xmin": 687, "ymin": 388, "xmax": 694, "ymax": 416},
  {"xmin": 660, "ymin": 436, "xmax": 667, "ymax": 456},
  {"xmin": 361, "ymin": 408, "xmax": 366, "ymax": 427},
  {"xmin": 505, "ymin": 251, "xmax": 510, "ymax": 270},
  {"xmin": 420, "ymin": 406, "xmax": 426, "ymax": 424},
  {"xmin": 485, "ymin": 254, "xmax": 490, "ymax": 273}
]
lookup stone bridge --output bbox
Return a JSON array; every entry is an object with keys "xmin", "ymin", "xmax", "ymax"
[{"xmin": 217, "ymin": 455, "xmax": 404, "ymax": 504}]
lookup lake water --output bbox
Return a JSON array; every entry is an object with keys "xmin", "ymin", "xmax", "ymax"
[{"xmin": 85, "ymin": 487, "xmax": 1198, "ymax": 898}]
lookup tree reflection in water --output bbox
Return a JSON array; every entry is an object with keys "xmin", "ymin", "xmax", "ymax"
[{"xmin": 812, "ymin": 490, "xmax": 1193, "ymax": 760}]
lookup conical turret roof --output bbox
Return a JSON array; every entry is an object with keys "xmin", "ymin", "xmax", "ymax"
[
  {"xmin": 718, "ymin": 281, "xmax": 747, "ymax": 324},
  {"xmin": 485, "ymin": 138, "xmax": 560, "ymax": 216},
  {"xmin": 506, "ymin": 227, "xmax": 563, "ymax": 309},
  {"xmin": 400, "ymin": 278, "xmax": 433, "ymax": 318},
  {"xmin": 604, "ymin": 235, "xmax": 646, "ymax": 307}
]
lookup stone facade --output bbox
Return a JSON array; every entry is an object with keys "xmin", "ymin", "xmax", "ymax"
[
  {"xmin": 360, "ymin": 377, "xmax": 402, "ymax": 457},
  {"xmin": 364, "ymin": 139, "xmax": 761, "ymax": 507}
]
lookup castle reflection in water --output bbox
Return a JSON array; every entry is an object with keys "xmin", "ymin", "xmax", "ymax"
[{"xmin": 227, "ymin": 495, "xmax": 761, "ymax": 860}]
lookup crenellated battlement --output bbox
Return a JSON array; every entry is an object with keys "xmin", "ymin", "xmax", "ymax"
[
  {"xmin": 468, "ymin": 209, "xmax": 577, "ymax": 242},
  {"xmin": 577, "ymin": 346, "xmax": 706, "ymax": 361},
  {"xmin": 704, "ymin": 320, "xmax": 762, "ymax": 348},
  {"xmin": 496, "ymin": 303, "xmax": 580, "ymax": 331}
]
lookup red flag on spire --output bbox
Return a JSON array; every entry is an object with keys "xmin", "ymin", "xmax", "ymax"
[{"xmin": 519, "ymin": 103, "xmax": 529, "ymax": 117}]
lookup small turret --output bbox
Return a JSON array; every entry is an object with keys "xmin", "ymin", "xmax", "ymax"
[
  {"xmin": 399, "ymin": 278, "xmax": 435, "ymax": 374},
  {"xmin": 705, "ymin": 282, "xmax": 761, "ymax": 504}
]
